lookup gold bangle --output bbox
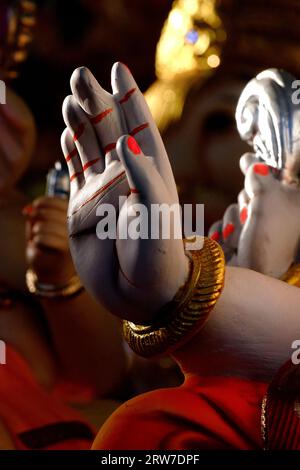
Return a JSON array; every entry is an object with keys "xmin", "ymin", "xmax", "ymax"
[
  {"xmin": 123, "ymin": 237, "xmax": 225, "ymax": 358},
  {"xmin": 26, "ymin": 268, "xmax": 84, "ymax": 299},
  {"xmin": 281, "ymin": 264, "xmax": 300, "ymax": 287}
]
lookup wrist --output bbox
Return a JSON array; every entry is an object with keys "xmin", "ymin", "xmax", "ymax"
[
  {"xmin": 26, "ymin": 268, "xmax": 84, "ymax": 299},
  {"xmin": 123, "ymin": 237, "xmax": 225, "ymax": 358}
]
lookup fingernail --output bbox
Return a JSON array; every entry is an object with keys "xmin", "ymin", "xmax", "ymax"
[
  {"xmin": 253, "ymin": 163, "xmax": 269, "ymax": 176},
  {"xmin": 223, "ymin": 223, "xmax": 235, "ymax": 240},
  {"xmin": 210, "ymin": 231, "xmax": 220, "ymax": 241},
  {"xmin": 127, "ymin": 136, "xmax": 141, "ymax": 155},
  {"xmin": 22, "ymin": 205, "xmax": 34, "ymax": 216},
  {"xmin": 240, "ymin": 206, "xmax": 248, "ymax": 225}
]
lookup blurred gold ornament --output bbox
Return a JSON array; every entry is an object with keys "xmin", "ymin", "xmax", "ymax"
[
  {"xmin": 146, "ymin": 0, "xmax": 300, "ymax": 132},
  {"xmin": 146, "ymin": 0, "xmax": 225, "ymax": 131},
  {"xmin": 156, "ymin": 0, "xmax": 224, "ymax": 81},
  {"xmin": 0, "ymin": 0, "xmax": 37, "ymax": 81}
]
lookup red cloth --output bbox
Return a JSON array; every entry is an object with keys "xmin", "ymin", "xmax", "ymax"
[
  {"xmin": 0, "ymin": 345, "xmax": 95, "ymax": 449},
  {"xmin": 93, "ymin": 374, "xmax": 267, "ymax": 450},
  {"xmin": 263, "ymin": 361, "xmax": 300, "ymax": 450}
]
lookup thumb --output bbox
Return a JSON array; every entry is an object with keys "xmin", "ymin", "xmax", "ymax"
[{"xmin": 116, "ymin": 135, "xmax": 155, "ymax": 197}]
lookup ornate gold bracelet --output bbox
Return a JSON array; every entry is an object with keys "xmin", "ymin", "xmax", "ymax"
[
  {"xmin": 123, "ymin": 237, "xmax": 225, "ymax": 358},
  {"xmin": 26, "ymin": 268, "xmax": 84, "ymax": 299}
]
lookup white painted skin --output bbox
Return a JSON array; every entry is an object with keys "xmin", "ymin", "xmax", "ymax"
[{"xmin": 62, "ymin": 63, "xmax": 300, "ymax": 381}]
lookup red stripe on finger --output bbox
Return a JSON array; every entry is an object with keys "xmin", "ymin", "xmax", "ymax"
[
  {"xmin": 90, "ymin": 108, "xmax": 113, "ymax": 124},
  {"xmin": 70, "ymin": 171, "xmax": 83, "ymax": 182},
  {"xmin": 65, "ymin": 148, "xmax": 77, "ymax": 162},
  {"xmin": 104, "ymin": 142, "xmax": 116, "ymax": 155},
  {"xmin": 119, "ymin": 88, "xmax": 136, "ymax": 104},
  {"xmin": 130, "ymin": 123, "xmax": 149, "ymax": 136},
  {"xmin": 73, "ymin": 123, "xmax": 85, "ymax": 142},
  {"xmin": 130, "ymin": 188, "xmax": 140, "ymax": 194},
  {"xmin": 83, "ymin": 158, "xmax": 101, "ymax": 171}
]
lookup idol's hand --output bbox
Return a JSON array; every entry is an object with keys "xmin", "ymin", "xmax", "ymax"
[
  {"xmin": 61, "ymin": 63, "xmax": 188, "ymax": 323},
  {"xmin": 24, "ymin": 197, "xmax": 76, "ymax": 285},
  {"xmin": 210, "ymin": 153, "xmax": 300, "ymax": 277}
]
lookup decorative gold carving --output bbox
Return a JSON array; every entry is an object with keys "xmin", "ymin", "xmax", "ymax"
[
  {"xmin": 261, "ymin": 394, "xmax": 268, "ymax": 450},
  {"xmin": 281, "ymin": 264, "xmax": 300, "ymax": 288}
]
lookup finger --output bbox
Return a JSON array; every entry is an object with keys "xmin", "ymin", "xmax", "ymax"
[
  {"xmin": 70, "ymin": 67, "xmax": 124, "ymax": 166},
  {"xmin": 239, "ymin": 152, "xmax": 257, "ymax": 176},
  {"xmin": 237, "ymin": 190, "xmax": 250, "ymax": 226},
  {"xmin": 31, "ymin": 196, "xmax": 68, "ymax": 213},
  {"xmin": 112, "ymin": 62, "xmax": 177, "ymax": 198},
  {"xmin": 32, "ymin": 233, "xmax": 68, "ymax": 252},
  {"xmin": 62, "ymin": 95, "xmax": 104, "ymax": 174},
  {"xmin": 245, "ymin": 162, "xmax": 275, "ymax": 198},
  {"xmin": 31, "ymin": 221, "xmax": 67, "ymax": 240},
  {"xmin": 24, "ymin": 207, "xmax": 68, "ymax": 226},
  {"xmin": 25, "ymin": 218, "xmax": 33, "ymax": 243},
  {"xmin": 208, "ymin": 220, "xmax": 223, "ymax": 243},
  {"xmin": 61, "ymin": 128, "xmax": 85, "ymax": 189},
  {"xmin": 222, "ymin": 204, "xmax": 241, "ymax": 250}
]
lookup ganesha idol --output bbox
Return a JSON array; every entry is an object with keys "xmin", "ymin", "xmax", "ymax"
[
  {"xmin": 61, "ymin": 61, "xmax": 300, "ymax": 450},
  {"xmin": 145, "ymin": 0, "xmax": 300, "ymax": 227}
]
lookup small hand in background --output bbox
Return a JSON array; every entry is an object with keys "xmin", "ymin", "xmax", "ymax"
[{"xmin": 24, "ymin": 196, "xmax": 76, "ymax": 285}]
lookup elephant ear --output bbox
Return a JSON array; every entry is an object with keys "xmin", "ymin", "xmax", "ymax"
[{"xmin": 235, "ymin": 69, "xmax": 299, "ymax": 172}]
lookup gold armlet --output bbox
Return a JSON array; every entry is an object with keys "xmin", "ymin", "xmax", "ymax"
[
  {"xmin": 281, "ymin": 264, "xmax": 300, "ymax": 287},
  {"xmin": 26, "ymin": 269, "xmax": 84, "ymax": 299},
  {"xmin": 123, "ymin": 237, "xmax": 225, "ymax": 358}
]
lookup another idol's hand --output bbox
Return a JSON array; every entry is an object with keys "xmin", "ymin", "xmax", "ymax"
[
  {"xmin": 24, "ymin": 197, "xmax": 76, "ymax": 285},
  {"xmin": 210, "ymin": 153, "xmax": 300, "ymax": 277},
  {"xmin": 61, "ymin": 63, "xmax": 188, "ymax": 323}
]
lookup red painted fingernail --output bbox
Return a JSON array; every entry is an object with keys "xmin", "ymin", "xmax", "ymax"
[
  {"xmin": 22, "ymin": 205, "xmax": 34, "ymax": 216},
  {"xmin": 127, "ymin": 136, "xmax": 141, "ymax": 155},
  {"xmin": 240, "ymin": 206, "xmax": 248, "ymax": 225},
  {"xmin": 210, "ymin": 231, "xmax": 220, "ymax": 241},
  {"xmin": 223, "ymin": 223, "xmax": 235, "ymax": 240},
  {"xmin": 253, "ymin": 163, "xmax": 269, "ymax": 176}
]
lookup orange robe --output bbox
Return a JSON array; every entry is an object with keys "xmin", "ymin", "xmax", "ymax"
[
  {"xmin": 93, "ymin": 374, "xmax": 267, "ymax": 450},
  {"xmin": 0, "ymin": 345, "xmax": 94, "ymax": 449}
]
